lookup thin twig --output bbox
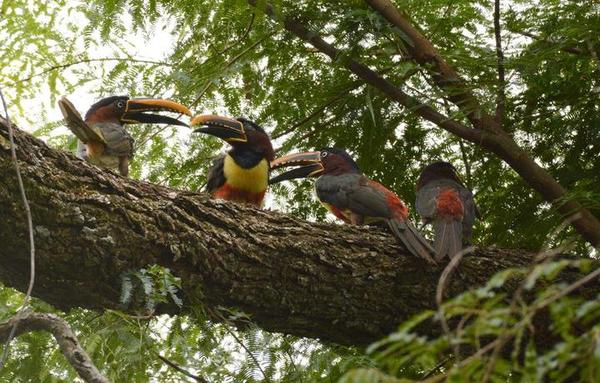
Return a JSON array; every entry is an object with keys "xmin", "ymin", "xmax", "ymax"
[
  {"xmin": 421, "ymin": 356, "xmax": 450, "ymax": 379},
  {"xmin": 510, "ymin": 29, "xmax": 584, "ymax": 55},
  {"xmin": 457, "ymin": 140, "xmax": 472, "ymax": 188},
  {"xmin": 189, "ymin": 32, "xmax": 275, "ymax": 110},
  {"xmin": 272, "ymin": 80, "xmax": 363, "ymax": 139},
  {"xmin": 154, "ymin": 351, "xmax": 209, "ymax": 383},
  {"xmin": 435, "ymin": 246, "xmax": 475, "ymax": 363},
  {"xmin": 215, "ymin": 13, "xmax": 256, "ymax": 56},
  {"xmin": 134, "ymin": 33, "xmax": 273, "ymax": 151},
  {"xmin": 274, "ymin": 109, "xmax": 342, "ymax": 153},
  {"xmin": 481, "ymin": 216, "xmax": 580, "ymax": 382},
  {"xmin": 585, "ymin": 39, "xmax": 600, "ymax": 71},
  {"xmin": 493, "ymin": 0, "xmax": 506, "ymax": 125},
  {"xmin": 13, "ymin": 57, "xmax": 172, "ymax": 84},
  {"xmin": 0, "ymin": 88, "xmax": 36, "ymax": 371},
  {"xmin": 272, "ymin": 67, "xmax": 401, "ymax": 140},
  {"xmin": 207, "ymin": 307, "xmax": 270, "ymax": 382}
]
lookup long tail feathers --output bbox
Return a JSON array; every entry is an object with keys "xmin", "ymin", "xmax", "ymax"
[
  {"xmin": 433, "ymin": 219, "xmax": 462, "ymax": 262},
  {"xmin": 58, "ymin": 96, "xmax": 106, "ymax": 145},
  {"xmin": 387, "ymin": 219, "xmax": 437, "ymax": 264}
]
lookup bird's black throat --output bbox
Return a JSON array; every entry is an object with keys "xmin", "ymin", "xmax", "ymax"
[{"xmin": 229, "ymin": 147, "xmax": 266, "ymax": 169}]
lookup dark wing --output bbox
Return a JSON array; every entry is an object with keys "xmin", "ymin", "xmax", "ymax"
[
  {"xmin": 415, "ymin": 183, "xmax": 439, "ymax": 222},
  {"xmin": 205, "ymin": 154, "xmax": 226, "ymax": 193},
  {"xmin": 345, "ymin": 178, "xmax": 394, "ymax": 219},
  {"xmin": 97, "ymin": 123, "xmax": 135, "ymax": 158},
  {"xmin": 58, "ymin": 96, "xmax": 106, "ymax": 145},
  {"xmin": 316, "ymin": 174, "xmax": 392, "ymax": 219}
]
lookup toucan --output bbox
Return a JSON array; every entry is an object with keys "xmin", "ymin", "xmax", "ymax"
[
  {"xmin": 190, "ymin": 115, "xmax": 274, "ymax": 206},
  {"xmin": 270, "ymin": 148, "xmax": 437, "ymax": 264},
  {"xmin": 58, "ymin": 95, "xmax": 191, "ymax": 177},
  {"xmin": 415, "ymin": 161, "xmax": 480, "ymax": 261}
]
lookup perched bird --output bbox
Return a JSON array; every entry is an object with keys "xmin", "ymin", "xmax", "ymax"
[
  {"xmin": 191, "ymin": 115, "xmax": 274, "ymax": 206},
  {"xmin": 415, "ymin": 161, "xmax": 479, "ymax": 261},
  {"xmin": 270, "ymin": 148, "xmax": 436, "ymax": 263},
  {"xmin": 58, "ymin": 95, "xmax": 191, "ymax": 176}
]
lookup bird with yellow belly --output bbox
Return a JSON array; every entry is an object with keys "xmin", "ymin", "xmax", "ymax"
[{"xmin": 190, "ymin": 115, "xmax": 274, "ymax": 206}]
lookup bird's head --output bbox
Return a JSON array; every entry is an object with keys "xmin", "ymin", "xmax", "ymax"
[
  {"xmin": 190, "ymin": 115, "xmax": 275, "ymax": 161},
  {"xmin": 269, "ymin": 147, "xmax": 360, "ymax": 184},
  {"xmin": 84, "ymin": 96, "xmax": 191, "ymax": 126},
  {"xmin": 417, "ymin": 161, "xmax": 464, "ymax": 189}
]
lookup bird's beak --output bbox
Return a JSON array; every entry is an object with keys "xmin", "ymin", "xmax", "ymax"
[
  {"xmin": 121, "ymin": 98, "xmax": 192, "ymax": 126},
  {"xmin": 269, "ymin": 151, "xmax": 324, "ymax": 184},
  {"xmin": 190, "ymin": 115, "xmax": 247, "ymax": 143}
]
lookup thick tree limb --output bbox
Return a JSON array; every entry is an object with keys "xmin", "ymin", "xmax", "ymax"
[
  {"xmin": 248, "ymin": 0, "xmax": 600, "ymax": 247},
  {"xmin": 0, "ymin": 310, "xmax": 109, "ymax": 383},
  {"xmin": 363, "ymin": 0, "xmax": 498, "ymax": 132},
  {"xmin": 0, "ymin": 121, "xmax": 599, "ymax": 349}
]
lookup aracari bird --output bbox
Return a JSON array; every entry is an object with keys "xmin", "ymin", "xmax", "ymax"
[
  {"xmin": 190, "ymin": 115, "xmax": 274, "ymax": 206},
  {"xmin": 415, "ymin": 161, "xmax": 479, "ymax": 261},
  {"xmin": 59, "ymin": 96, "xmax": 191, "ymax": 177},
  {"xmin": 270, "ymin": 148, "xmax": 437, "ymax": 263}
]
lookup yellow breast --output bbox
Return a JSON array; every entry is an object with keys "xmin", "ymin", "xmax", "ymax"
[{"xmin": 223, "ymin": 154, "xmax": 269, "ymax": 193}]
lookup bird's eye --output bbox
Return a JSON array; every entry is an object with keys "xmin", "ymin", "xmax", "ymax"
[
  {"xmin": 320, "ymin": 151, "xmax": 328, "ymax": 158},
  {"xmin": 116, "ymin": 100, "xmax": 125, "ymax": 108}
]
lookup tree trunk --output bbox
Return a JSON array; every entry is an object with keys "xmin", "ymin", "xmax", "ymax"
[{"xmin": 0, "ymin": 120, "xmax": 597, "ymax": 348}]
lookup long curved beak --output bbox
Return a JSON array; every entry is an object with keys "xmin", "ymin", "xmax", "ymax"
[
  {"xmin": 190, "ymin": 115, "xmax": 247, "ymax": 143},
  {"xmin": 121, "ymin": 98, "xmax": 192, "ymax": 126},
  {"xmin": 269, "ymin": 151, "xmax": 324, "ymax": 184}
]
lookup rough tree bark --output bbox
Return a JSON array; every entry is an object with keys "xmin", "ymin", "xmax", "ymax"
[
  {"xmin": 247, "ymin": 0, "xmax": 600, "ymax": 247},
  {"xmin": 0, "ymin": 120, "xmax": 598, "ymax": 349}
]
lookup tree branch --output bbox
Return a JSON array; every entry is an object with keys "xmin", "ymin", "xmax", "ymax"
[
  {"xmin": 250, "ymin": 2, "xmax": 484, "ymax": 143},
  {"xmin": 272, "ymin": 79, "xmax": 364, "ymax": 139},
  {"xmin": 1, "ymin": 121, "xmax": 599, "ymax": 350},
  {"xmin": 510, "ymin": 29, "xmax": 584, "ymax": 55},
  {"xmin": 154, "ymin": 352, "xmax": 208, "ymax": 383},
  {"xmin": 363, "ymin": 0, "xmax": 500, "ymax": 133},
  {"xmin": 13, "ymin": 57, "xmax": 173, "ymax": 84},
  {"xmin": 0, "ymin": 310, "xmax": 109, "ymax": 383}
]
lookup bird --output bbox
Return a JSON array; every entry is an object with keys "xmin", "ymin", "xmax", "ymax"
[
  {"xmin": 58, "ymin": 95, "xmax": 191, "ymax": 176},
  {"xmin": 270, "ymin": 148, "xmax": 437, "ymax": 263},
  {"xmin": 190, "ymin": 115, "xmax": 274, "ymax": 206},
  {"xmin": 415, "ymin": 161, "xmax": 479, "ymax": 261}
]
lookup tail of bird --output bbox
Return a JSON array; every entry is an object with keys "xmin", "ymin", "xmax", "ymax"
[
  {"xmin": 58, "ymin": 96, "xmax": 106, "ymax": 145},
  {"xmin": 432, "ymin": 218, "xmax": 462, "ymax": 262},
  {"xmin": 387, "ymin": 218, "xmax": 437, "ymax": 264}
]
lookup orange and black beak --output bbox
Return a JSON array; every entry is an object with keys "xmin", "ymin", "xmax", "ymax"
[
  {"xmin": 190, "ymin": 115, "xmax": 247, "ymax": 143},
  {"xmin": 120, "ymin": 98, "xmax": 191, "ymax": 126},
  {"xmin": 269, "ymin": 151, "xmax": 324, "ymax": 184}
]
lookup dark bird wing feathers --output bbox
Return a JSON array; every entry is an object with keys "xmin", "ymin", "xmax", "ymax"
[
  {"xmin": 317, "ymin": 174, "xmax": 436, "ymax": 263},
  {"xmin": 316, "ymin": 174, "xmax": 392, "ymax": 219},
  {"xmin": 58, "ymin": 96, "xmax": 106, "ymax": 145},
  {"xmin": 416, "ymin": 179, "xmax": 468, "ymax": 219},
  {"xmin": 206, "ymin": 154, "xmax": 226, "ymax": 193},
  {"xmin": 416, "ymin": 178, "xmax": 478, "ymax": 259},
  {"xmin": 415, "ymin": 184, "xmax": 439, "ymax": 222},
  {"xmin": 96, "ymin": 123, "xmax": 134, "ymax": 158}
]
